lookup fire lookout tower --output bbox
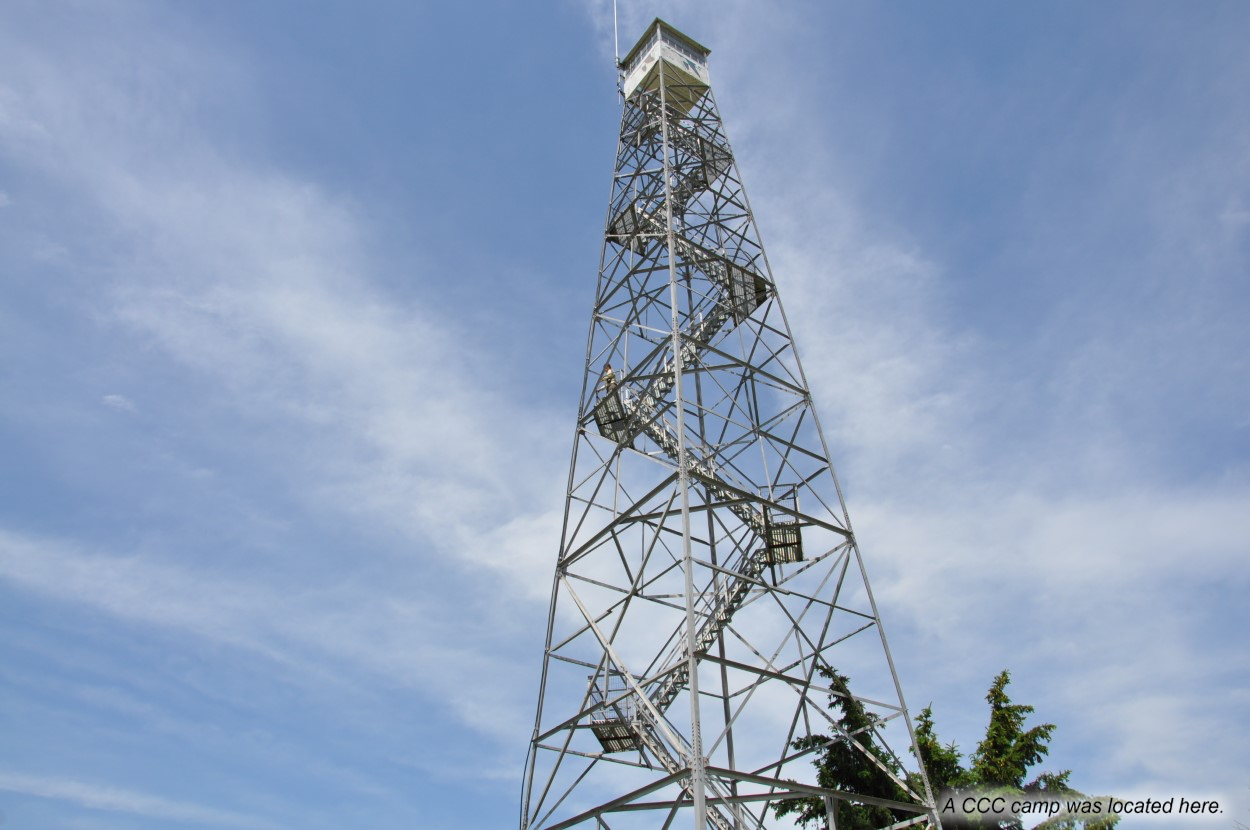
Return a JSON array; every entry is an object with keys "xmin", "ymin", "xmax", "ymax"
[{"xmin": 520, "ymin": 19, "xmax": 939, "ymax": 830}]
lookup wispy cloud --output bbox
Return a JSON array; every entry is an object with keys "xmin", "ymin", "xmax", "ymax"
[
  {"xmin": 100, "ymin": 394, "xmax": 135, "ymax": 413},
  {"xmin": 1221, "ymin": 201, "xmax": 1250, "ymax": 230},
  {"xmin": 0, "ymin": 1, "xmax": 560, "ymax": 749},
  {"xmin": 6, "ymin": 49, "xmax": 565, "ymax": 560},
  {"xmin": 0, "ymin": 525, "xmax": 535, "ymax": 743},
  {"xmin": 0, "ymin": 771, "xmax": 275, "ymax": 829}
]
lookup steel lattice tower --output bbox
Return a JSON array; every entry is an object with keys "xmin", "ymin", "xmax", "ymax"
[{"xmin": 522, "ymin": 20, "xmax": 939, "ymax": 830}]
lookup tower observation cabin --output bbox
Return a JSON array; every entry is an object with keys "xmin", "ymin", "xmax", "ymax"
[{"xmin": 619, "ymin": 19, "xmax": 711, "ymax": 115}]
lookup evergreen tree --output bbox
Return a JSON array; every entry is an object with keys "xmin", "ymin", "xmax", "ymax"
[
  {"xmin": 970, "ymin": 670, "xmax": 1057, "ymax": 790},
  {"xmin": 952, "ymin": 671, "xmax": 1117, "ymax": 830},
  {"xmin": 913, "ymin": 704, "xmax": 967, "ymax": 795},
  {"xmin": 773, "ymin": 667, "xmax": 915, "ymax": 830},
  {"xmin": 780, "ymin": 668, "xmax": 1119, "ymax": 830}
]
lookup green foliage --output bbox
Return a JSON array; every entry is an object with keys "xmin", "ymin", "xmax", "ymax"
[
  {"xmin": 779, "ymin": 668, "xmax": 1119, "ymax": 830},
  {"xmin": 914, "ymin": 705, "xmax": 967, "ymax": 794},
  {"xmin": 969, "ymin": 670, "xmax": 1057, "ymax": 790},
  {"xmin": 773, "ymin": 667, "xmax": 915, "ymax": 830}
]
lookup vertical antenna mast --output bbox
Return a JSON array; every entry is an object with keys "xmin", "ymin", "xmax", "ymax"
[
  {"xmin": 521, "ymin": 18, "xmax": 940, "ymax": 830},
  {"xmin": 612, "ymin": 0, "xmax": 623, "ymax": 95}
]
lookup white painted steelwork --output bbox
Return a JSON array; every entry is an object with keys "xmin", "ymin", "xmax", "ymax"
[{"xmin": 521, "ymin": 19, "xmax": 940, "ymax": 830}]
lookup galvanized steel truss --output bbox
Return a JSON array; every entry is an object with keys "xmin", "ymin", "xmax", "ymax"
[{"xmin": 522, "ymin": 22, "xmax": 938, "ymax": 830}]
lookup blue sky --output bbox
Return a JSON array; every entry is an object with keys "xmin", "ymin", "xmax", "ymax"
[{"xmin": 1, "ymin": 1, "xmax": 1247, "ymax": 828}]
